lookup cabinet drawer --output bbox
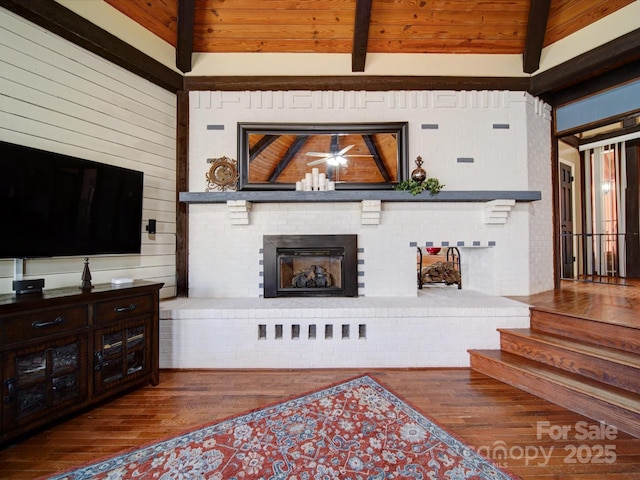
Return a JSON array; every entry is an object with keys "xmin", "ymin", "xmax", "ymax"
[
  {"xmin": 95, "ymin": 294, "xmax": 154, "ymax": 324},
  {"xmin": 3, "ymin": 305, "xmax": 89, "ymax": 345}
]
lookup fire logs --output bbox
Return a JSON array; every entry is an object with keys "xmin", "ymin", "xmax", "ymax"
[
  {"xmin": 421, "ymin": 261, "xmax": 461, "ymax": 285},
  {"xmin": 292, "ymin": 265, "xmax": 333, "ymax": 288}
]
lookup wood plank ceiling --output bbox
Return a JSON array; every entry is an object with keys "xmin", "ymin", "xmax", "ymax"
[{"xmin": 104, "ymin": 0, "xmax": 635, "ymax": 74}]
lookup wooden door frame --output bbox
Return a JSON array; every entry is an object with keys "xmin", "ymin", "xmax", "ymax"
[{"xmin": 624, "ymin": 139, "xmax": 640, "ymax": 277}]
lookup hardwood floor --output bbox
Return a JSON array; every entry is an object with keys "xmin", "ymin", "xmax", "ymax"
[
  {"xmin": 1, "ymin": 280, "xmax": 639, "ymax": 479},
  {"xmin": 0, "ymin": 369, "xmax": 638, "ymax": 479},
  {"xmin": 510, "ymin": 278, "xmax": 640, "ymax": 330}
]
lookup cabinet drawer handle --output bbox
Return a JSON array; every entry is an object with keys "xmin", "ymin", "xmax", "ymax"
[
  {"xmin": 3, "ymin": 378, "xmax": 15, "ymax": 404},
  {"xmin": 94, "ymin": 352, "xmax": 104, "ymax": 371},
  {"xmin": 114, "ymin": 304, "xmax": 136, "ymax": 313},
  {"xmin": 32, "ymin": 316, "xmax": 65, "ymax": 328}
]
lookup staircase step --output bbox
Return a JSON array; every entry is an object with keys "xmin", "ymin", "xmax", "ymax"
[
  {"xmin": 469, "ymin": 349, "xmax": 640, "ymax": 438},
  {"xmin": 531, "ymin": 308, "xmax": 640, "ymax": 355},
  {"xmin": 499, "ymin": 328, "xmax": 640, "ymax": 394}
]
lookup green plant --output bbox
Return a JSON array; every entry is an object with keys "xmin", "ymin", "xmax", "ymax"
[
  {"xmin": 395, "ymin": 179, "xmax": 424, "ymax": 195},
  {"xmin": 395, "ymin": 177, "xmax": 444, "ymax": 196},
  {"xmin": 423, "ymin": 177, "xmax": 445, "ymax": 195}
]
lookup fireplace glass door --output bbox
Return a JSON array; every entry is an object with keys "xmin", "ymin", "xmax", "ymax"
[
  {"xmin": 278, "ymin": 248, "xmax": 344, "ymax": 294},
  {"xmin": 263, "ymin": 234, "xmax": 358, "ymax": 297}
]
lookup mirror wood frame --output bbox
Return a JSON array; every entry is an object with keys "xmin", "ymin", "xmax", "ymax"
[{"xmin": 237, "ymin": 122, "xmax": 409, "ymax": 190}]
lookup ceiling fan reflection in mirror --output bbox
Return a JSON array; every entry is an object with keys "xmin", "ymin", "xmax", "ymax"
[{"xmin": 306, "ymin": 144, "xmax": 373, "ymax": 166}]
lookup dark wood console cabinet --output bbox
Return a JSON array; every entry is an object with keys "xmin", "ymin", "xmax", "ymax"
[{"xmin": 0, "ymin": 280, "xmax": 163, "ymax": 445}]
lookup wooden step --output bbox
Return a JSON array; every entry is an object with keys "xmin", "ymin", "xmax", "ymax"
[
  {"xmin": 499, "ymin": 328, "xmax": 640, "ymax": 394},
  {"xmin": 530, "ymin": 308, "xmax": 640, "ymax": 355},
  {"xmin": 469, "ymin": 349, "xmax": 640, "ymax": 438}
]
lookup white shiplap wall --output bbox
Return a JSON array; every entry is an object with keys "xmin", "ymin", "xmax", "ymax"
[{"xmin": 0, "ymin": 8, "xmax": 177, "ymax": 298}]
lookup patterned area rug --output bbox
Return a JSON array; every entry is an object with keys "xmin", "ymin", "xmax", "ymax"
[{"xmin": 49, "ymin": 375, "xmax": 518, "ymax": 479}]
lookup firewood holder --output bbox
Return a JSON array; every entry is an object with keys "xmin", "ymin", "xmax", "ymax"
[{"xmin": 417, "ymin": 246, "xmax": 462, "ymax": 290}]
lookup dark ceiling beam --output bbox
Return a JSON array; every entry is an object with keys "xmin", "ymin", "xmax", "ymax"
[
  {"xmin": 522, "ymin": 0, "xmax": 551, "ymax": 74},
  {"xmin": 184, "ymin": 75, "xmax": 531, "ymax": 92},
  {"xmin": 249, "ymin": 135, "xmax": 278, "ymax": 161},
  {"xmin": 558, "ymin": 135, "xmax": 580, "ymax": 148},
  {"xmin": 0, "ymin": 0, "xmax": 183, "ymax": 93},
  {"xmin": 267, "ymin": 136, "xmax": 308, "ymax": 182},
  {"xmin": 531, "ymin": 28, "xmax": 640, "ymax": 99},
  {"xmin": 352, "ymin": 0, "xmax": 373, "ymax": 72},
  {"xmin": 176, "ymin": 0, "xmax": 196, "ymax": 73},
  {"xmin": 362, "ymin": 135, "xmax": 391, "ymax": 182},
  {"xmin": 544, "ymin": 60, "xmax": 640, "ymax": 107},
  {"xmin": 330, "ymin": 135, "xmax": 340, "ymax": 152}
]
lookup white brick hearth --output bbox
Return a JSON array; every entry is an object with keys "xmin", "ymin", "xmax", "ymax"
[{"xmin": 159, "ymin": 288, "xmax": 530, "ymax": 369}]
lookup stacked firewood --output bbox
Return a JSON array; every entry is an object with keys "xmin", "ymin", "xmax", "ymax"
[{"xmin": 421, "ymin": 261, "xmax": 461, "ymax": 285}]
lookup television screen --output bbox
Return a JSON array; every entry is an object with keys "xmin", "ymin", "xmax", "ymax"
[{"xmin": 0, "ymin": 140, "xmax": 144, "ymax": 259}]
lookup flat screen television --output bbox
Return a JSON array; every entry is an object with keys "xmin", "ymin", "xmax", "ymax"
[{"xmin": 0, "ymin": 140, "xmax": 144, "ymax": 259}]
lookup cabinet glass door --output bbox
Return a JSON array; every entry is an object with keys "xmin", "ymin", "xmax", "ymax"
[
  {"xmin": 15, "ymin": 350, "xmax": 48, "ymax": 417},
  {"xmin": 3, "ymin": 336, "xmax": 86, "ymax": 429},
  {"xmin": 126, "ymin": 325, "xmax": 145, "ymax": 375},
  {"xmin": 94, "ymin": 321, "xmax": 148, "ymax": 393}
]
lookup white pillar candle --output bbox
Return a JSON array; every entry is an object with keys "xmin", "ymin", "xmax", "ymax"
[
  {"xmin": 305, "ymin": 172, "xmax": 312, "ymax": 187},
  {"xmin": 295, "ymin": 180, "xmax": 302, "ymax": 191},
  {"xmin": 312, "ymin": 167, "xmax": 319, "ymax": 190},
  {"xmin": 318, "ymin": 173, "xmax": 326, "ymax": 190},
  {"xmin": 328, "ymin": 181, "xmax": 335, "ymax": 191}
]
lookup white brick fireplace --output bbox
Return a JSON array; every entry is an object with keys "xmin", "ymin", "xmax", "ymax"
[{"xmin": 159, "ymin": 89, "xmax": 553, "ymax": 369}]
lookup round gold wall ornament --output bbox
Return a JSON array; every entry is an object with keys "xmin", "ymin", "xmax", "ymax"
[{"xmin": 205, "ymin": 156, "xmax": 238, "ymax": 191}]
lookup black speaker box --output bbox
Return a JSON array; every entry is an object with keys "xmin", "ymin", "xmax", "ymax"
[{"xmin": 13, "ymin": 279, "xmax": 45, "ymax": 295}]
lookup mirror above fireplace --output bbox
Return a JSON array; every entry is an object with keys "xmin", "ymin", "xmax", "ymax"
[{"xmin": 238, "ymin": 122, "xmax": 408, "ymax": 190}]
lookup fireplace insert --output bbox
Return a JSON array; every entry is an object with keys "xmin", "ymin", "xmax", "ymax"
[{"xmin": 263, "ymin": 235, "xmax": 358, "ymax": 297}]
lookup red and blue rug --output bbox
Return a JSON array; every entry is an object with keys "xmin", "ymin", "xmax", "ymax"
[{"xmin": 49, "ymin": 375, "xmax": 518, "ymax": 479}]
